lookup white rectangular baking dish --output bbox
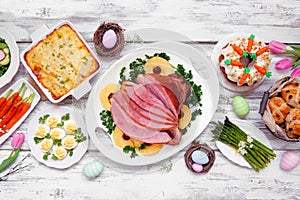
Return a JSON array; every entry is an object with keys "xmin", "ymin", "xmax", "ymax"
[{"xmin": 20, "ymin": 20, "xmax": 101, "ymax": 103}]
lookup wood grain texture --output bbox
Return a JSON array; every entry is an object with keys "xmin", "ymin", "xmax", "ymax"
[
  {"xmin": 1, "ymin": 0, "xmax": 300, "ymax": 199},
  {"xmin": 0, "ymin": 0, "xmax": 300, "ymax": 42}
]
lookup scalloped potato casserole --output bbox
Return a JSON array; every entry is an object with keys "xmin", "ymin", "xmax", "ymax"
[{"xmin": 24, "ymin": 24, "xmax": 99, "ymax": 100}]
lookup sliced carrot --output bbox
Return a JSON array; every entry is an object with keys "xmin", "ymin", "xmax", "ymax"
[
  {"xmin": 256, "ymin": 46, "xmax": 269, "ymax": 56},
  {"xmin": 232, "ymin": 44, "xmax": 244, "ymax": 55}
]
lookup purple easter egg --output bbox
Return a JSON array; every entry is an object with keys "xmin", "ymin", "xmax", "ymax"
[
  {"xmin": 102, "ymin": 29, "xmax": 117, "ymax": 49},
  {"xmin": 192, "ymin": 163, "xmax": 203, "ymax": 173}
]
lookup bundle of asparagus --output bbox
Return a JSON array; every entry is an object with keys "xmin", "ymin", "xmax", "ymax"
[{"xmin": 212, "ymin": 117, "xmax": 276, "ymax": 172}]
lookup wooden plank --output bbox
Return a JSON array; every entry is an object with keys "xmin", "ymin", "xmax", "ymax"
[{"xmin": 0, "ymin": 0, "xmax": 299, "ymax": 42}]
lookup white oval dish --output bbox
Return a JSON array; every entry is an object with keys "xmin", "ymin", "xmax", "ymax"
[
  {"xmin": 27, "ymin": 106, "xmax": 89, "ymax": 169},
  {"xmin": 216, "ymin": 119, "xmax": 272, "ymax": 168},
  {"xmin": 0, "ymin": 28, "xmax": 19, "ymax": 88},
  {"xmin": 86, "ymin": 41, "xmax": 219, "ymax": 166}
]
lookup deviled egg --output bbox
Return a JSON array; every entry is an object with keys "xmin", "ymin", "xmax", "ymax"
[
  {"xmin": 46, "ymin": 115, "xmax": 61, "ymax": 128},
  {"xmin": 40, "ymin": 138, "xmax": 53, "ymax": 152},
  {"xmin": 50, "ymin": 128, "xmax": 66, "ymax": 140},
  {"xmin": 62, "ymin": 135, "xmax": 77, "ymax": 150},
  {"xmin": 63, "ymin": 120, "xmax": 77, "ymax": 134},
  {"xmin": 35, "ymin": 124, "xmax": 50, "ymax": 138},
  {"xmin": 52, "ymin": 145, "xmax": 67, "ymax": 160}
]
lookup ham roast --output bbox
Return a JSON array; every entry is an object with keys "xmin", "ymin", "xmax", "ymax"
[{"xmin": 110, "ymin": 73, "xmax": 191, "ymax": 145}]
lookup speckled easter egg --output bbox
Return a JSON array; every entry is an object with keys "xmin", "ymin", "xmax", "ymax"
[
  {"xmin": 232, "ymin": 96, "xmax": 250, "ymax": 117},
  {"xmin": 280, "ymin": 151, "xmax": 300, "ymax": 171},
  {"xmin": 191, "ymin": 150, "xmax": 209, "ymax": 165},
  {"xmin": 102, "ymin": 29, "xmax": 117, "ymax": 49},
  {"xmin": 83, "ymin": 161, "xmax": 104, "ymax": 179},
  {"xmin": 192, "ymin": 163, "xmax": 203, "ymax": 173}
]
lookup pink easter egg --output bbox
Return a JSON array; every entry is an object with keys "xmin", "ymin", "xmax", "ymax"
[
  {"xmin": 192, "ymin": 163, "xmax": 203, "ymax": 173},
  {"xmin": 102, "ymin": 29, "xmax": 117, "ymax": 49},
  {"xmin": 280, "ymin": 151, "xmax": 300, "ymax": 171}
]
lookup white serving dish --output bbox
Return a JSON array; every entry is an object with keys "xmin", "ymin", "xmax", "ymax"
[
  {"xmin": 0, "ymin": 78, "xmax": 40, "ymax": 145},
  {"xmin": 0, "ymin": 28, "xmax": 19, "ymax": 88},
  {"xmin": 86, "ymin": 41, "xmax": 219, "ymax": 166},
  {"xmin": 20, "ymin": 20, "xmax": 101, "ymax": 103},
  {"xmin": 27, "ymin": 106, "xmax": 89, "ymax": 169}
]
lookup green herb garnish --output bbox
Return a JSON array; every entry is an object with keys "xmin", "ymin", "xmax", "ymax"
[
  {"xmin": 74, "ymin": 128, "xmax": 87, "ymax": 143},
  {"xmin": 51, "ymin": 154, "xmax": 58, "ymax": 160},
  {"xmin": 100, "ymin": 110, "xmax": 115, "ymax": 134},
  {"xmin": 53, "ymin": 139, "xmax": 62, "ymax": 146},
  {"xmin": 128, "ymin": 58, "xmax": 146, "ymax": 82},
  {"xmin": 34, "ymin": 137, "xmax": 43, "ymax": 144},
  {"xmin": 138, "ymin": 143, "xmax": 147, "ymax": 150},
  {"xmin": 119, "ymin": 67, "xmax": 126, "ymax": 84},
  {"xmin": 67, "ymin": 149, "xmax": 73, "ymax": 157},
  {"xmin": 123, "ymin": 145, "xmax": 138, "ymax": 158},
  {"xmin": 39, "ymin": 114, "xmax": 50, "ymax": 124},
  {"xmin": 61, "ymin": 113, "xmax": 70, "ymax": 121},
  {"xmin": 43, "ymin": 152, "xmax": 51, "ymax": 160}
]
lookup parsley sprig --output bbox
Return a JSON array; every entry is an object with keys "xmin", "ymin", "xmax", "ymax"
[
  {"xmin": 123, "ymin": 145, "xmax": 138, "ymax": 158},
  {"xmin": 100, "ymin": 110, "xmax": 116, "ymax": 134}
]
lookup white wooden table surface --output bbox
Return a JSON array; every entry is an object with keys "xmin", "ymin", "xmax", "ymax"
[{"xmin": 1, "ymin": 1, "xmax": 300, "ymax": 199}]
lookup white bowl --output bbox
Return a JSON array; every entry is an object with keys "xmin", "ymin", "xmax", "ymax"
[{"xmin": 0, "ymin": 28, "xmax": 19, "ymax": 88}]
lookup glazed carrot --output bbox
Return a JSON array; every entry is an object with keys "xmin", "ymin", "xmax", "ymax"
[
  {"xmin": 231, "ymin": 60, "xmax": 244, "ymax": 67},
  {"xmin": 256, "ymin": 46, "xmax": 269, "ymax": 56},
  {"xmin": 0, "ymin": 89, "xmax": 27, "ymax": 128},
  {"xmin": 0, "ymin": 96, "xmax": 14, "ymax": 119},
  {"xmin": 247, "ymin": 38, "xmax": 254, "ymax": 52},
  {"xmin": 239, "ymin": 73, "xmax": 250, "ymax": 85},
  {"xmin": 232, "ymin": 44, "xmax": 244, "ymax": 55},
  {"xmin": 2, "ymin": 94, "xmax": 34, "ymax": 134},
  {"xmin": 7, "ymin": 83, "xmax": 25, "ymax": 102},
  {"xmin": 0, "ymin": 89, "xmax": 13, "ymax": 110}
]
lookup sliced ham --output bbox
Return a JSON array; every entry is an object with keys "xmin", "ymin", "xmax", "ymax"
[
  {"xmin": 113, "ymin": 90, "xmax": 177, "ymax": 130},
  {"xmin": 136, "ymin": 73, "xmax": 191, "ymax": 104},
  {"xmin": 110, "ymin": 97, "xmax": 172, "ymax": 143},
  {"xmin": 122, "ymin": 82, "xmax": 176, "ymax": 121},
  {"xmin": 144, "ymin": 83, "xmax": 180, "ymax": 117},
  {"xmin": 167, "ymin": 129, "xmax": 182, "ymax": 145}
]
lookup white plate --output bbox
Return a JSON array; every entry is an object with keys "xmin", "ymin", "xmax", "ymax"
[
  {"xmin": 86, "ymin": 41, "xmax": 219, "ymax": 166},
  {"xmin": 20, "ymin": 20, "xmax": 101, "ymax": 103},
  {"xmin": 0, "ymin": 28, "xmax": 19, "ymax": 88},
  {"xmin": 211, "ymin": 32, "xmax": 266, "ymax": 92},
  {"xmin": 27, "ymin": 106, "xmax": 89, "ymax": 169},
  {"xmin": 0, "ymin": 79, "xmax": 40, "ymax": 145},
  {"xmin": 216, "ymin": 119, "xmax": 272, "ymax": 168}
]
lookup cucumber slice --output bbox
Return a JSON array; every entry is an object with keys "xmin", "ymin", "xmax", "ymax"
[
  {"xmin": 3, "ymin": 48, "xmax": 10, "ymax": 54},
  {"xmin": 0, "ymin": 43, "xmax": 8, "ymax": 49},
  {"xmin": 0, "ymin": 54, "xmax": 10, "ymax": 66}
]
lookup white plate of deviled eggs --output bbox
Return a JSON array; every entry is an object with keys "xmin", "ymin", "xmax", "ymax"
[{"xmin": 27, "ymin": 105, "xmax": 89, "ymax": 169}]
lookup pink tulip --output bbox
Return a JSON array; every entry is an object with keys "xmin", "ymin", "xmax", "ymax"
[
  {"xmin": 11, "ymin": 132, "xmax": 25, "ymax": 149},
  {"xmin": 291, "ymin": 68, "xmax": 300, "ymax": 77},
  {"xmin": 269, "ymin": 40, "xmax": 286, "ymax": 54},
  {"xmin": 275, "ymin": 58, "xmax": 292, "ymax": 70}
]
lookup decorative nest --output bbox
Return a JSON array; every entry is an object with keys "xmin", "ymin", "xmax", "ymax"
[
  {"xmin": 93, "ymin": 22, "xmax": 125, "ymax": 57},
  {"xmin": 184, "ymin": 143, "xmax": 215, "ymax": 173}
]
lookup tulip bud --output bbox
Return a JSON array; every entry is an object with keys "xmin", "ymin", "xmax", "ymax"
[
  {"xmin": 269, "ymin": 40, "xmax": 286, "ymax": 54},
  {"xmin": 275, "ymin": 58, "xmax": 292, "ymax": 70},
  {"xmin": 11, "ymin": 132, "xmax": 25, "ymax": 149},
  {"xmin": 291, "ymin": 67, "xmax": 300, "ymax": 77}
]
